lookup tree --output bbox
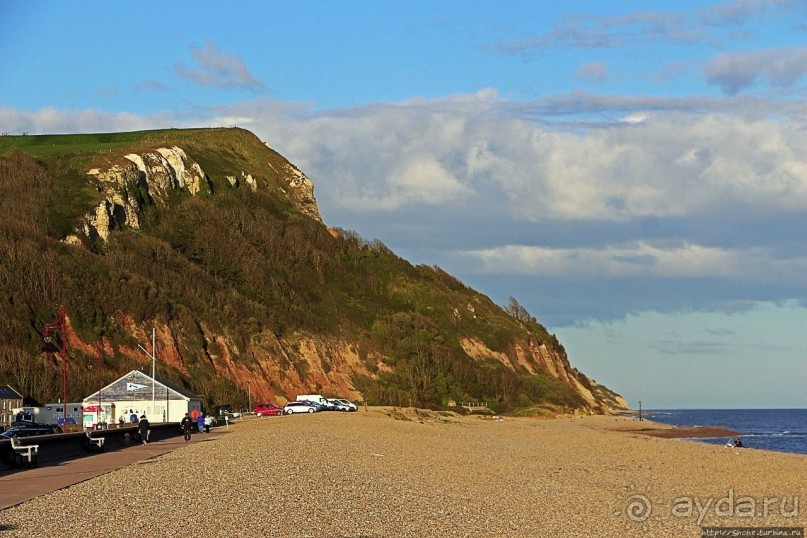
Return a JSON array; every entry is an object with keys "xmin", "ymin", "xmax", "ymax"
[{"xmin": 504, "ymin": 297, "xmax": 536, "ymax": 325}]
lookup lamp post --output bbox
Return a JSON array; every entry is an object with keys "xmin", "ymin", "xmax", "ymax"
[
  {"xmin": 247, "ymin": 380, "xmax": 251, "ymax": 414},
  {"xmin": 87, "ymin": 354, "xmax": 103, "ymax": 428},
  {"xmin": 43, "ymin": 306, "xmax": 68, "ymax": 431},
  {"xmin": 137, "ymin": 328, "xmax": 157, "ymax": 420},
  {"xmin": 639, "ymin": 400, "xmax": 642, "ymax": 421}
]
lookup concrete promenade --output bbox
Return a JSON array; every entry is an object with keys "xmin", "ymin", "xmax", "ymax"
[{"xmin": 0, "ymin": 429, "xmax": 223, "ymax": 510}]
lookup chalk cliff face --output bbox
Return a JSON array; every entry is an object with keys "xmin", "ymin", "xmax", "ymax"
[
  {"xmin": 277, "ymin": 162, "xmax": 321, "ymax": 223},
  {"xmin": 67, "ymin": 145, "xmax": 321, "ymax": 244},
  {"xmin": 67, "ymin": 147, "xmax": 209, "ymax": 244}
]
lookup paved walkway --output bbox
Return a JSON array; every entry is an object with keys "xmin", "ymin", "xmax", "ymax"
[{"xmin": 0, "ymin": 431, "xmax": 223, "ymax": 510}]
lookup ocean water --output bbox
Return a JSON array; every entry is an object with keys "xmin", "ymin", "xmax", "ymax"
[{"xmin": 642, "ymin": 409, "xmax": 807, "ymax": 455}]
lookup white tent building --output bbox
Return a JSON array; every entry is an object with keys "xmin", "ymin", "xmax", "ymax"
[{"xmin": 83, "ymin": 369, "xmax": 202, "ymax": 427}]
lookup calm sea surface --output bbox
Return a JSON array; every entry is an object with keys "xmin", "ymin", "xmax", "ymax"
[{"xmin": 642, "ymin": 409, "xmax": 807, "ymax": 455}]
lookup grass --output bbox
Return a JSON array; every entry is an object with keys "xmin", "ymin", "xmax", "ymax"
[
  {"xmin": 0, "ymin": 128, "xmax": 242, "ymax": 158},
  {"xmin": 0, "ymin": 131, "xmax": 148, "ymax": 157}
]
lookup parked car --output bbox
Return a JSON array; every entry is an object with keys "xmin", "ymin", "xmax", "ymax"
[
  {"xmin": 300, "ymin": 400, "xmax": 327, "ymax": 412},
  {"xmin": 254, "ymin": 403, "xmax": 283, "ymax": 417},
  {"xmin": 330, "ymin": 401, "xmax": 353, "ymax": 412},
  {"xmin": 214, "ymin": 404, "xmax": 241, "ymax": 419},
  {"xmin": 283, "ymin": 401, "xmax": 317, "ymax": 414},
  {"xmin": 0, "ymin": 424, "xmax": 60, "ymax": 438},
  {"xmin": 212, "ymin": 404, "xmax": 242, "ymax": 424},
  {"xmin": 328, "ymin": 398, "xmax": 358, "ymax": 411},
  {"xmin": 318, "ymin": 399, "xmax": 338, "ymax": 411}
]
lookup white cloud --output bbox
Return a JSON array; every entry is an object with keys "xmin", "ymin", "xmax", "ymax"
[
  {"xmin": 381, "ymin": 158, "xmax": 473, "ymax": 209},
  {"xmin": 455, "ymin": 241, "xmax": 807, "ymax": 284},
  {"xmin": 0, "ymin": 107, "xmax": 170, "ymax": 135},
  {"xmin": 619, "ymin": 113, "xmax": 647, "ymax": 124},
  {"xmin": 175, "ymin": 41, "xmax": 265, "ymax": 90},
  {"xmin": 514, "ymin": 90, "xmax": 807, "ymax": 120},
  {"xmin": 704, "ymin": 46, "xmax": 807, "ymax": 94},
  {"xmin": 490, "ymin": 9, "xmax": 706, "ymax": 56},
  {"xmin": 699, "ymin": 0, "xmax": 803, "ymax": 26},
  {"xmin": 456, "ymin": 242, "xmax": 711, "ymax": 276},
  {"xmin": 261, "ymin": 101, "xmax": 807, "ymax": 221},
  {"xmin": 208, "ymin": 92, "xmax": 498, "ymax": 211}
]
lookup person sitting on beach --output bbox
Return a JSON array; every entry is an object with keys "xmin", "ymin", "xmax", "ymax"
[{"xmin": 727, "ymin": 436, "xmax": 744, "ymax": 448}]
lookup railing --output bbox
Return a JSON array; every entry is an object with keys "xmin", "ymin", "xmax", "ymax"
[
  {"xmin": 0, "ymin": 422, "xmax": 183, "ymax": 471},
  {"xmin": 459, "ymin": 402, "xmax": 488, "ymax": 411}
]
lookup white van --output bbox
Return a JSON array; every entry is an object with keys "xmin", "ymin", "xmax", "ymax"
[{"xmin": 296, "ymin": 394, "xmax": 327, "ymax": 405}]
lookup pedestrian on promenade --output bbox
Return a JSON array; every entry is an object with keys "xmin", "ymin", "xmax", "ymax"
[
  {"xmin": 197, "ymin": 413, "xmax": 205, "ymax": 433},
  {"xmin": 138, "ymin": 415, "xmax": 150, "ymax": 445},
  {"xmin": 204, "ymin": 414, "xmax": 212, "ymax": 433},
  {"xmin": 180, "ymin": 413, "xmax": 194, "ymax": 442}
]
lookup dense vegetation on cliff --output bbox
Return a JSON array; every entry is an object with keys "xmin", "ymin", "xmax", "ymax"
[{"xmin": 0, "ymin": 129, "xmax": 623, "ymax": 414}]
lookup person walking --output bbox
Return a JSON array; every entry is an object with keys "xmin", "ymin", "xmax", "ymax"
[
  {"xmin": 197, "ymin": 413, "xmax": 205, "ymax": 433},
  {"xmin": 180, "ymin": 413, "xmax": 194, "ymax": 442},
  {"xmin": 138, "ymin": 415, "xmax": 150, "ymax": 445},
  {"xmin": 204, "ymin": 414, "xmax": 212, "ymax": 433}
]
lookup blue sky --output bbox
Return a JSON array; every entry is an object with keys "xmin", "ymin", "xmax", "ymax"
[{"xmin": 2, "ymin": 1, "xmax": 806, "ymax": 408}]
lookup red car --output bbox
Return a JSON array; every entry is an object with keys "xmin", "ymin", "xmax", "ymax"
[{"xmin": 254, "ymin": 403, "xmax": 284, "ymax": 417}]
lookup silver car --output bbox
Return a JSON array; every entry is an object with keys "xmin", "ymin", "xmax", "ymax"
[{"xmin": 328, "ymin": 398, "xmax": 357, "ymax": 412}]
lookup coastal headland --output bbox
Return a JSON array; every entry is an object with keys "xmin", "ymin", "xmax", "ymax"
[{"xmin": 1, "ymin": 409, "xmax": 804, "ymax": 537}]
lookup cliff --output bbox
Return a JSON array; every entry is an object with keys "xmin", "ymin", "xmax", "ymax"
[
  {"xmin": 70, "ymin": 139, "xmax": 319, "ymax": 245},
  {"xmin": 0, "ymin": 128, "xmax": 626, "ymax": 415}
]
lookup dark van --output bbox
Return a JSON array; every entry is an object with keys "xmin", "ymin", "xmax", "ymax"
[{"xmin": 0, "ymin": 425, "xmax": 60, "ymax": 438}]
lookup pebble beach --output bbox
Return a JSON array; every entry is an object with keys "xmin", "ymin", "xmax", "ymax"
[{"xmin": 1, "ymin": 408, "xmax": 805, "ymax": 537}]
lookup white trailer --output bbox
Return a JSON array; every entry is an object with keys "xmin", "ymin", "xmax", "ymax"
[
  {"xmin": 12, "ymin": 402, "xmax": 83, "ymax": 426},
  {"xmin": 296, "ymin": 394, "xmax": 327, "ymax": 405}
]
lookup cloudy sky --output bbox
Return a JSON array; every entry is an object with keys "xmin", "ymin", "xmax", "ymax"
[{"xmin": 2, "ymin": 1, "xmax": 806, "ymax": 408}]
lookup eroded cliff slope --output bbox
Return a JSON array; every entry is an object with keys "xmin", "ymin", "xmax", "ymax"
[{"xmin": 0, "ymin": 128, "xmax": 625, "ymax": 414}]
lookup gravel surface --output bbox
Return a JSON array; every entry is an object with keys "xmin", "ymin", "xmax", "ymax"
[{"xmin": 1, "ymin": 409, "xmax": 804, "ymax": 537}]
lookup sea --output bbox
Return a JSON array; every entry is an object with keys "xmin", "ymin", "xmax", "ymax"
[{"xmin": 642, "ymin": 409, "xmax": 807, "ymax": 455}]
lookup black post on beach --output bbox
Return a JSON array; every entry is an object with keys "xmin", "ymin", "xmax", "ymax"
[{"xmin": 639, "ymin": 401, "xmax": 642, "ymax": 421}]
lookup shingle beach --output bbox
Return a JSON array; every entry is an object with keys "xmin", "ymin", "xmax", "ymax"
[{"xmin": 1, "ymin": 409, "xmax": 804, "ymax": 537}]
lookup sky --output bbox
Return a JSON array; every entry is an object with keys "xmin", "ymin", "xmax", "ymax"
[{"xmin": 1, "ymin": 1, "xmax": 806, "ymax": 408}]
